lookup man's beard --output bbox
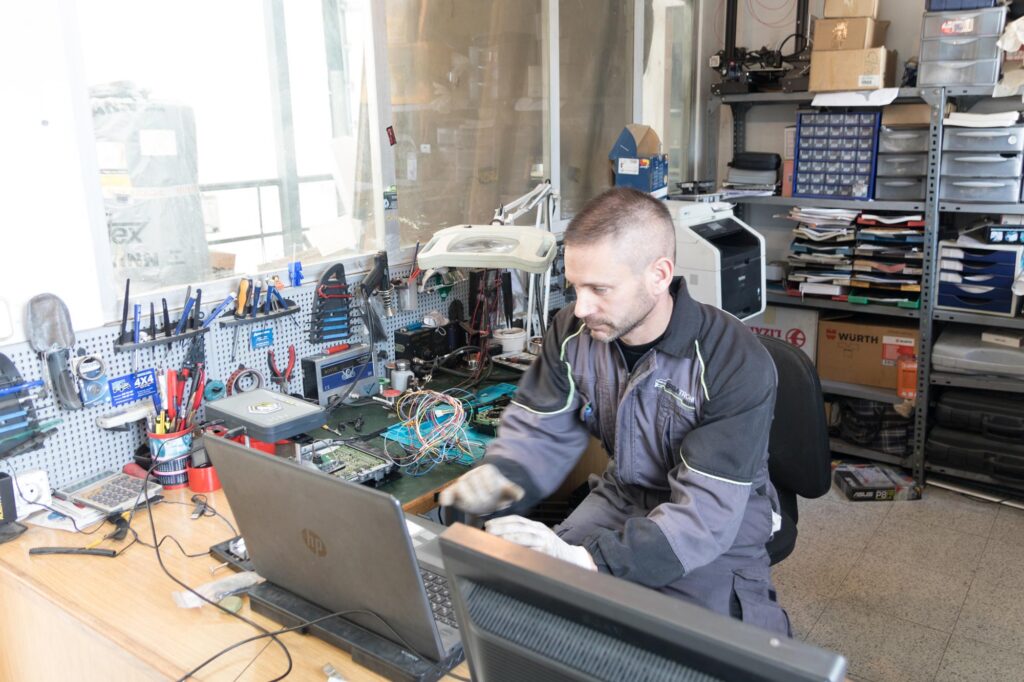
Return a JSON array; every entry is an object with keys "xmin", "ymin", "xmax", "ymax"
[{"xmin": 584, "ymin": 291, "xmax": 657, "ymax": 343}]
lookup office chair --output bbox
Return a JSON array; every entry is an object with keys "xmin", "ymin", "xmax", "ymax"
[{"xmin": 758, "ymin": 336, "xmax": 832, "ymax": 565}]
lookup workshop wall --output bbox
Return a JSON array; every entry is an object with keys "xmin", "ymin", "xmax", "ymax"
[{"xmin": 0, "ymin": 268, "xmax": 468, "ymax": 490}]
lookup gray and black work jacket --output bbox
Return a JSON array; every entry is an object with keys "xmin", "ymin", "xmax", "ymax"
[{"xmin": 486, "ymin": 278, "xmax": 780, "ymax": 588}]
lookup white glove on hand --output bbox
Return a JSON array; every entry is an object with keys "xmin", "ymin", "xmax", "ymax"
[
  {"xmin": 484, "ymin": 515, "xmax": 597, "ymax": 571},
  {"xmin": 437, "ymin": 463, "xmax": 525, "ymax": 514}
]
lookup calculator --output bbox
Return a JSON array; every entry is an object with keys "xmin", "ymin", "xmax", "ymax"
[{"xmin": 55, "ymin": 471, "xmax": 162, "ymax": 514}]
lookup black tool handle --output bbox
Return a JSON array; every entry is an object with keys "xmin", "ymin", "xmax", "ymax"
[{"xmin": 29, "ymin": 547, "xmax": 117, "ymax": 557}]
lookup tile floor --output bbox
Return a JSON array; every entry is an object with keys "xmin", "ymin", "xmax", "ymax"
[{"xmin": 772, "ymin": 484, "xmax": 1024, "ymax": 682}]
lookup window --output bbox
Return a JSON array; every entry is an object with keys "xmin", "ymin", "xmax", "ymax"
[{"xmin": 79, "ymin": 0, "xmax": 378, "ymax": 295}]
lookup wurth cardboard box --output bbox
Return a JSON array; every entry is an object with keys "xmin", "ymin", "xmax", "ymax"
[
  {"xmin": 746, "ymin": 305, "xmax": 818, "ymax": 364},
  {"xmin": 816, "ymin": 317, "xmax": 919, "ymax": 390}
]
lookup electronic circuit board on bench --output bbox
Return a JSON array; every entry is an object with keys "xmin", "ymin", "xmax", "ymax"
[{"xmin": 301, "ymin": 440, "xmax": 396, "ymax": 486}]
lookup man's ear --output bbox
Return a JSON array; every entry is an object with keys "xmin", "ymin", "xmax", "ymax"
[{"xmin": 649, "ymin": 256, "xmax": 674, "ymax": 294}]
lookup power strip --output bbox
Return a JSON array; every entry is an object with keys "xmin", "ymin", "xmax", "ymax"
[{"xmin": 13, "ymin": 469, "xmax": 51, "ymax": 520}]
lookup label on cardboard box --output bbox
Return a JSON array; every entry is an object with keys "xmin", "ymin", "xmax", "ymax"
[
  {"xmin": 617, "ymin": 158, "xmax": 640, "ymax": 175},
  {"xmin": 746, "ymin": 305, "xmax": 818, "ymax": 363},
  {"xmin": 858, "ymin": 74, "xmax": 881, "ymax": 87},
  {"xmin": 881, "ymin": 335, "xmax": 916, "ymax": 366}
]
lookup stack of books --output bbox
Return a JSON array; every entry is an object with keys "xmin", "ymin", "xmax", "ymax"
[
  {"xmin": 850, "ymin": 213, "xmax": 925, "ymax": 307},
  {"xmin": 783, "ymin": 207, "xmax": 859, "ymax": 297}
]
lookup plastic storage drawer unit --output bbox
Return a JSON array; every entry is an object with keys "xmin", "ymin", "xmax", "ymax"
[
  {"xmin": 876, "ymin": 154, "xmax": 928, "ymax": 176},
  {"xmin": 919, "ymin": 59, "xmax": 999, "ymax": 86},
  {"xmin": 941, "ymin": 153, "xmax": 1023, "ymax": 178},
  {"xmin": 922, "ymin": 7, "xmax": 1007, "ymax": 39},
  {"xmin": 793, "ymin": 111, "xmax": 879, "ymax": 201},
  {"xmin": 920, "ymin": 36, "xmax": 1000, "ymax": 61},
  {"xmin": 943, "ymin": 126, "xmax": 1024, "ymax": 152},
  {"xmin": 875, "ymin": 178, "xmax": 926, "ymax": 200},
  {"xmin": 939, "ymin": 177, "xmax": 1021, "ymax": 202},
  {"xmin": 879, "ymin": 127, "xmax": 929, "ymax": 153}
]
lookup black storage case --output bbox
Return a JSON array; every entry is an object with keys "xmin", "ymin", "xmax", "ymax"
[
  {"xmin": 927, "ymin": 426, "xmax": 1024, "ymax": 486},
  {"xmin": 934, "ymin": 390, "xmax": 1024, "ymax": 441}
]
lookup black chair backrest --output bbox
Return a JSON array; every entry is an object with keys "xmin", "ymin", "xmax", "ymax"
[{"xmin": 758, "ymin": 336, "xmax": 831, "ymax": 499}]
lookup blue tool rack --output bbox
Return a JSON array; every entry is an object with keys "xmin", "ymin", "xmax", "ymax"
[{"xmin": 793, "ymin": 111, "xmax": 881, "ymax": 201}]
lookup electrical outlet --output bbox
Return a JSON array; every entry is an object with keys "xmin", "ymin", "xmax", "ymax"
[{"xmin": 13, "ymin": 469, "xmax": 51, "ymax": 520}]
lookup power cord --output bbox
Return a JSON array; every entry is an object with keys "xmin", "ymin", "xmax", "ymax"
[{"xmin": 178, "ymin": 604, "xmax": 471, "ymax": 682}]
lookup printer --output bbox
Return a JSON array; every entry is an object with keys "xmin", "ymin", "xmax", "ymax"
[{"xmin": 666, "ymin": 200, "xmax": 765, "ymax": 321}]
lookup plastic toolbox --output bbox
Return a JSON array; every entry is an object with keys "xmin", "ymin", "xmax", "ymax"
[
  {"xmin": 939, "ymin": 177, "xmax": 1022, "ymax": 203},
  {"xmin": 876, "ymin": 154, "xmax": 928, "ymax": 177},
  {"xmin": 943, "ymin": 126, "xmax": 1024, "ymax": 153},
  {"xmin": 922, "ymin": 7, "xmax": 1007, "ymax": 39},
  {"xmin": 941, "ymin": 152, "xmax": 1023, "ymax": 178},
  {"xmin": 879, "ymin": 127, "xmax": 930, "ymax": 153},
  {"xmin": 932, "ymin": 327, "xmax": 1024, "ymax": 373},
  {"xmin": 918, "ymin": 59, "xmax": 1000, "ymax": 87},
  {"xmin": 927, "ymin": 426, "xmax": 1024, "ymax": 486},
  {"xmin": 793, "ymin": 111, "xmax": 879, "ymax": 201},
  {"xmin": 935, "ymin": 389, "xmax": 1024, "ymax": 440},
  {"xmin": 875, "ymin": 178, "xmax": 926, "ymax": 200},
  {"xmin": 920, "ymin": 35, "xmax": 1000, "ymax": 61}
]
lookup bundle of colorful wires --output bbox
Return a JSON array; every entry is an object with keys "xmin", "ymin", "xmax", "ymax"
[{"xmin": 382, "ymin": 390, "xmax": 483, "ymax": 476}]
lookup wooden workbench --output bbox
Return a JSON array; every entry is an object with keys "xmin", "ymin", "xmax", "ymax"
[{"xmin": 0, "ymin": 487, "xmax": 470, "ymax": 681}]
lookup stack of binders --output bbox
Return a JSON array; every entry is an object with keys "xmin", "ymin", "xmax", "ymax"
[
  {"xmin": 783, "ymin": 206, "xmax": 859, "ymax": 297},
  {"xmin": 849, "ymin": 213, "xmax": 925, "ymax": 308}
]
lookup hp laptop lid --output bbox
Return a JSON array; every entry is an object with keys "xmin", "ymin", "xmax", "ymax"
[{"xmin": 205, "ymin": 436, "xmax": 460, "ymax": 662}]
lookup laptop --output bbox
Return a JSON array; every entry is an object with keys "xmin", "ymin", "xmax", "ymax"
[{"xmin": 204, "ymin": 436, "xmax": 462, "ymax": 665}]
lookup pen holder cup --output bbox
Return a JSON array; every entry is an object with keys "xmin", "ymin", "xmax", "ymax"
[{"xmin": 147, "ymin": 428, "xmax": 193, "ymax": 490}]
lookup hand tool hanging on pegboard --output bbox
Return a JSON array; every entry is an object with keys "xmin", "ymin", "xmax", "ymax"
[
  {"xmin": 0, "ymin": 352, "xmax": 59, "ymax": 457},
  {"xmin": 357, "ymin": 251, "xmax": 392, "ymax": 344},
  {"xmin": 310, "ymin": 263, "xmax": 353, "ymax": 344},
  {"xmin": 25, "ymin": 293, "xmax": 83, "ymax": 410}
]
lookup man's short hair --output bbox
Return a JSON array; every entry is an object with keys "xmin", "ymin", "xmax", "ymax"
[{"xmin": 564, "ymin": 187, "xmax": 675, "ymax": 270}]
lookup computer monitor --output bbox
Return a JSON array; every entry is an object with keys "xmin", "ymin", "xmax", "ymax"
[{"xmin": 438, "ymin": 524, "xmax": 847, "ymax": 682}]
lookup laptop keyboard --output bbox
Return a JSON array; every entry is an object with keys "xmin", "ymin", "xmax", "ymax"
[{"xmin": 420, "ymin": 568, "xmax": 458, "ymax": 629}]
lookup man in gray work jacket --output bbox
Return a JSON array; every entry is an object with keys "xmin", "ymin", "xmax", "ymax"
[{"xmin": 439, "ymin": 187, "xmax": 790, "ymax": 635}]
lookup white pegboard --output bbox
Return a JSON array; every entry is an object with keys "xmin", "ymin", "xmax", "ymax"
[{"xmin": 0, "ymin": 268, "xmax": 468, "ymax": 489}]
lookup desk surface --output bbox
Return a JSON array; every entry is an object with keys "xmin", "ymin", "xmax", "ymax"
[{"xmin": 0, "ymin": 488, "xmax": 470, "ymax": 681}]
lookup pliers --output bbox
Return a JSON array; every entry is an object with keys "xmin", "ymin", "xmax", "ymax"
[{"xmin": 268, "ymin": 344, "xmax": 296, "ymax": 392}]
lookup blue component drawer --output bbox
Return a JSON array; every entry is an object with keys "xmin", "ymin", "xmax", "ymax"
[{"xmin": 938, "ymin": 283, "xmax": 1018, "ymax": 316}]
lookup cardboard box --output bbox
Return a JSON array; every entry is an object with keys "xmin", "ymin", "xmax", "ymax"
[
  {"xmin": 834, "ymin": 463, "xmax": 922, "ymax": 502},
  {"xmin": 813, "ymin": 17, "xmax": 888, "ymax": 50},
  {"xmin": 816, "ymin": 317, "xmax": 919, "ymax": 389},
  {"xmin": 810, "ymin": 48, "xmax": 895, "ymax": 92},
  {"xmin": 823, "ymin": 0, "xmax": 879, "ymax": 18},
  {"xmin": 609, "ymin": 124, "xmax": 668, "ymax": 198},
  {"xmin": 782, "ymin": 159, "xmax": 795, "ymax": 197},
  {"xmin": 982, "ymin": 328, "xmax": 1024, "ymax": 348},
  {"xmin": 882, "ymin": 103, "xmax": 932, "ymax": 127},
  {"xmin": 746, "ymin": 305, "xmax": 819, "ymax": 363}
]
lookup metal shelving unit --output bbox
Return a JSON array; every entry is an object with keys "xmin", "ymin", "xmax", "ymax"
[
  {"xmin": 714, "ymin": 87, "xmax": 944, "ymax": 484},
  {"xmin": 930, "ymin": 372, "xmax": 1024, "ymax": 394},
  {"xmin": 938, "ymin": 203, "xmax": 1024, "ymax": 215},
  {"xmin": 931, "ymin": 309, "xmax": 1024, "ymax": 330},
  {"xmin": 719, "ymin": 86, "xmax": 1024, "ymax": 489},
  {"xmin": 730, "ymin": 195, "xmax": 927, "ymax": 212},
  {"xmin": 821, "ymin": 380, "xmax": 903, "ymax": 405},
  {"xmin": 830, "ymin": 438, "xmax": 909, "ymax": 468},
  {"xmin": 767, "ymin": 291, "xmax": 920, "ymax": 319}
]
